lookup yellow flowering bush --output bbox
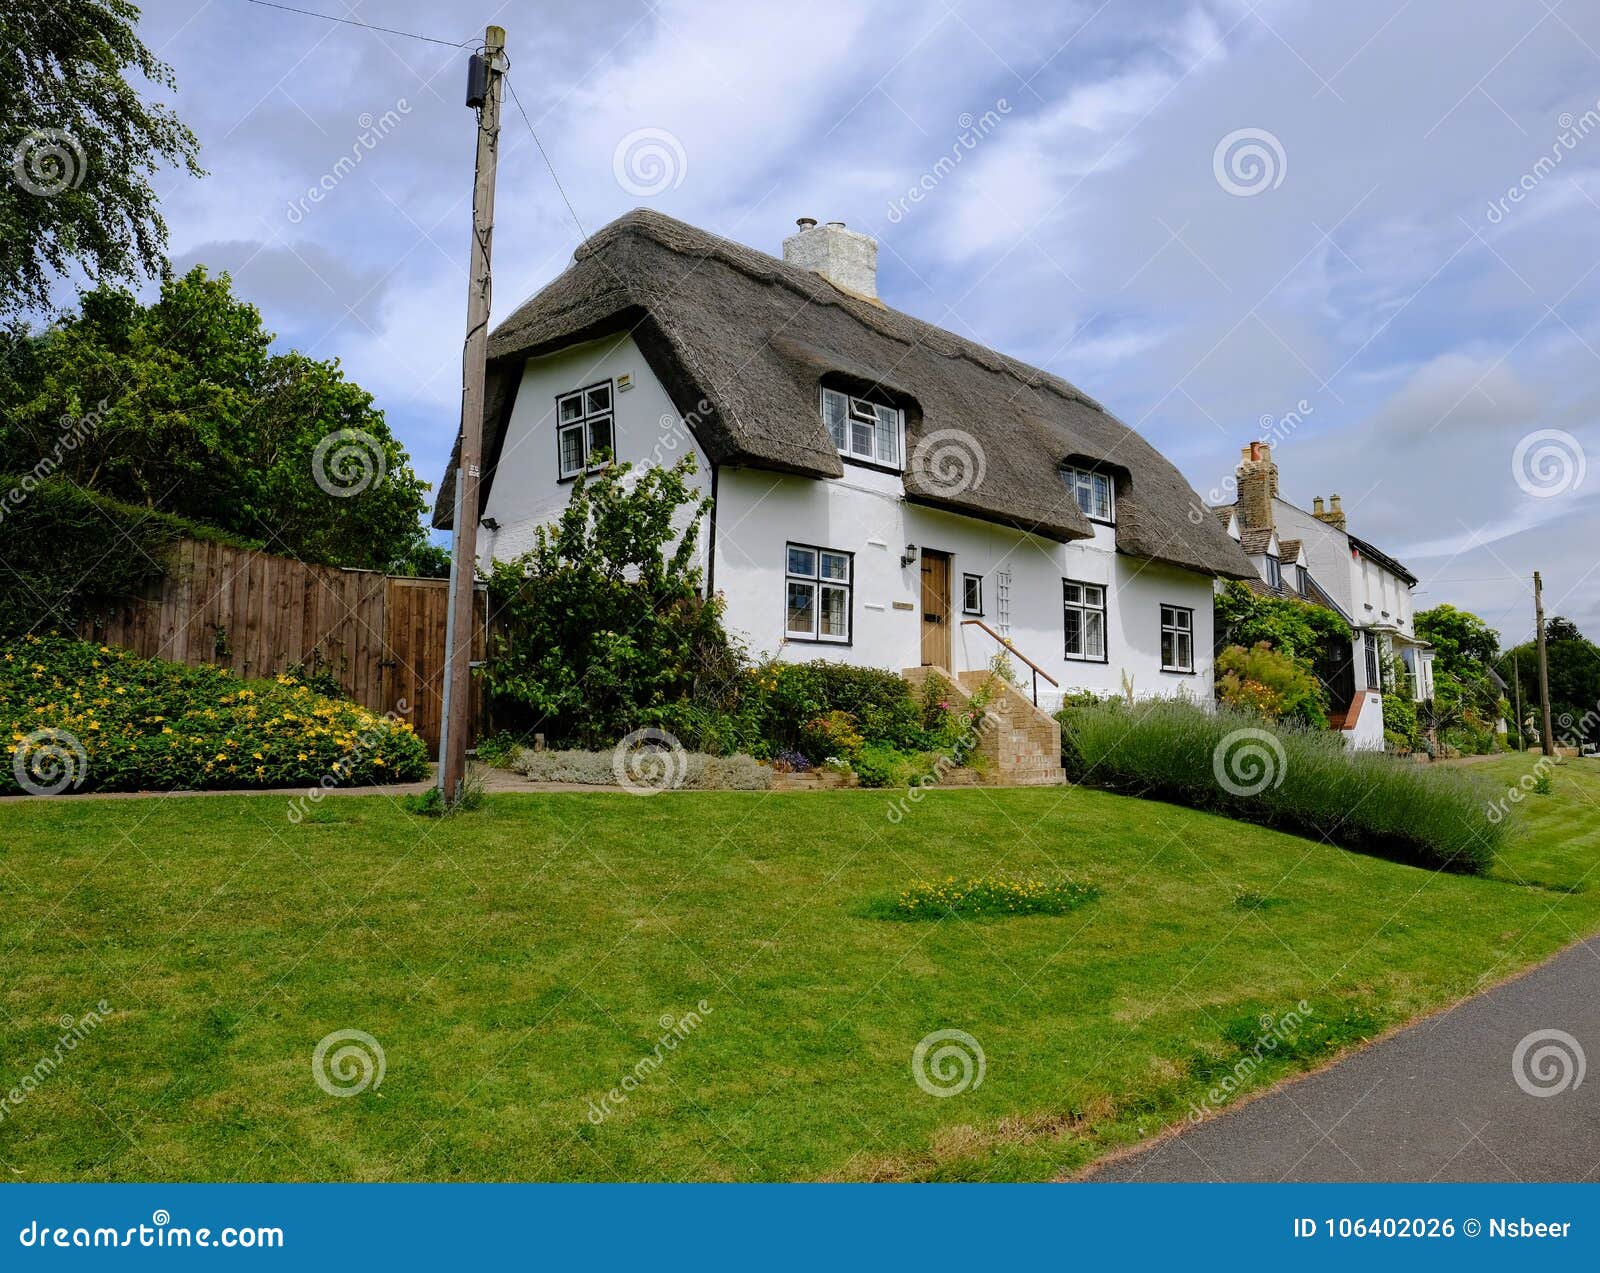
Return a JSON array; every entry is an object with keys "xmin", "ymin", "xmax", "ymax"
[
  {"xmin": 871, "ymin": 875, "xmax": 1100, "ymax": 921},
  {"xmin": 3, "ymin": 635, "xmax": 428, "ymax": 793}
]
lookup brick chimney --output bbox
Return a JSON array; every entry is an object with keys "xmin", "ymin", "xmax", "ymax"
[
  {"xmin": 1234, "ymin": 440, "xmax": 1278, "ymax": 532},
  {"xmin": 782, "ymin": 217, "xmax": 878, "ymax": 300},
  {"xmin": 1313, "ymin": 493, "xmax": 1347, "ymax": 532}
]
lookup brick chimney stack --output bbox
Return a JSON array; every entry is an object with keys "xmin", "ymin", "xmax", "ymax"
[
  {"xmin": 1312, "ymin": 493, "xmax": 1347, "ymax": 532},
  {"xmin": 1235, "ymin": 440, "xmax": 1278, "ymax": 532}
]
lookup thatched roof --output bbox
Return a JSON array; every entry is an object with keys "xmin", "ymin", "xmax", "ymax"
[{"xmin": 435, "ymin": 209, "xmax": 1253, "ymax": 580}]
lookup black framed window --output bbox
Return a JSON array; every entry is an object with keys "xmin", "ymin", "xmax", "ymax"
[
  {"xmin": 1264, "ymin": 555, "xmax": 1282, "ymax": 589},
  {"xmin": 1364, "ymin": 630, "xmax": 1380, "ymax": 689},
  {"xmin": 1296, "ymin": 564, "xmax": 1309, "ymax": 595},
  {"xmin": 785, "ymin": 543, "xmax": 852, "ymax": 644},
  {"xmin": 962, "ymin": 573, "xmax": 983, "ymax": 616},
  {"xmin": 1064, "ymin": 467, "xmax": 1114, "ymax": 523},
  {"xmin": 1063, "ymin": 579, "xmax": 1107, "ymax": 661},
  {"xmin": 821, "ymin": 387, "xmax": 901, "ymax": 469},
  {"xmin": 1160, "ymin": 605, "xmax": 1194, "ymax": 673},
  {"xmin": 556, "ymin": 381, "xmax": 614, "ymax": 479}
]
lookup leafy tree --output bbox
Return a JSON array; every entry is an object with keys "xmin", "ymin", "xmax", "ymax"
[
  {"xmin": 1415, "ymin": 604, "xmax": 1499, "ymax": 671},
  {"xmin": 1505, "ymin": 616, "xmax": 1600, "ymax": 747},
  {"xmin": 2, "ymin": 0, "xmax": 202, "ymax": 315},
  {"xmin": 482, "ymin": 453, "xmax": 737, "ymax": 750},
  {"xmin": 0, "ymin": 268, "xmax": 433, "ymax": 572},
  {"xmin": 1415, "ymin": 604, "xmax": 1505, "ymax": 752}
]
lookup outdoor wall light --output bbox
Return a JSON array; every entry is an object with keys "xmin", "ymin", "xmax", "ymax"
[{"xmin": 901, "ymin": 544, "xmax": 918, "ymax": 567}]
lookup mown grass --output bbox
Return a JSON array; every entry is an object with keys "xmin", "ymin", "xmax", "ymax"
[{"xmin": 1, "ymin": 754, "xmax": 1597, "ymax": 1182}]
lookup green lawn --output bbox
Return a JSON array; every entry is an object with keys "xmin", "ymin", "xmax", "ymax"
[{"xmin": 2, "ymin": 755, "xmax": 1598, "ymax": 1182}]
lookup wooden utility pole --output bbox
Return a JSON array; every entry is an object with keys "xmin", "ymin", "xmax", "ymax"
[
  {"xmin": 439, "ymin": 25, "xmax": 505, "ymax": 802},
  {"xmin": 1534, "ymin": 570, "xmax": 1555, "ymax": 757}
]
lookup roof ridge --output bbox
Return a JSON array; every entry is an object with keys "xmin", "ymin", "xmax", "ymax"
[{"xmin": 571, "ymin": 208, "xmax": 1106, "ymax": 415}]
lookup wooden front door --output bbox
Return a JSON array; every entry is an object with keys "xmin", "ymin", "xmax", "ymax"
[{"xmin": 920, "ymin": 549, "xmax": 952, "ymax": 668}]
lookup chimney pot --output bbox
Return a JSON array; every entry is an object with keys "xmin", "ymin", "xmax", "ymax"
[
  {"xmin": 1313, "ymin": 496, "xmax": 1325, "ymax": 514},
  {"xmin": 795, "ymin": 217, "xmax": 817, "ymax": 230}
]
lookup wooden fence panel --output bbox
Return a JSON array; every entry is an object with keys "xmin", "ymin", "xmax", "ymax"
[{"xmin": 77, "ymin": 539, "xmax": 485, "ymax": 750}]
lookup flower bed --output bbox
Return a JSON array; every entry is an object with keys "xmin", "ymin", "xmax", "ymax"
[{"xmin": 3, "ymin": 635, "xmax": 428, "ymax": 793}]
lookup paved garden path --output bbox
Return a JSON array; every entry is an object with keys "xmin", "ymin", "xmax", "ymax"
[{"xmin": 1085, "ymin": 934, "xmax": 1600, "ymax": 1182}]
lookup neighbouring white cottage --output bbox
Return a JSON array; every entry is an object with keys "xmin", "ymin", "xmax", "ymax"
[
  {"xmin": 1214, "ymin": 441, "xmax": 1436, "ymax": 750},
  {"xmin": 435, "ymin": 210, "xmax": 1255, "ymax": 715}
]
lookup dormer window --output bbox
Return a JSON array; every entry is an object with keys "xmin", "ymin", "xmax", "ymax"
[
  {"xmin": 1296, "ymin": 564, "xmax": 1309, "ymax": 595},
  {"xmin": 1065, "ymin": 467, "xmax": 1114, "ymax": 523},
  {"xmin": 556, "ymin": 381, "xmax": 614, "ymax": 479},
  {"xmin": 821, "ymin": 387, "xmax": 901, "ymax": 469},
  {"xmin": 1265, "ymin": 554, "xmax": 1282, "ymax": 589}
]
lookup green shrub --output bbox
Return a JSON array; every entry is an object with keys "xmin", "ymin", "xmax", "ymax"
[
  {"xmin": 866, "ymin": 875, "xmax": 1100, "ymax": 921},
  {"xmin": 1214, "ymin": 580, "xmax": 1351, "ymax": 660},
  {"xmin": 1216, "ymin": 642, "xmax": 1328, "ymax": 728},
  {"xmin": 757, "ymin": 660, "xmax": 926, "ymax": 761},
  {"xmin": 2, "ymin": 634, "xmax": 428, "ymax": 793},
  {"xmin": 0, "ymin": 476, "xmax": 261, "ymax": 636},
  {"xmin": 1059, "ymin": 700, "xmax": 1503, "ymax": 874},
  {"xmin": 1382, "ymin": 692, "xmax": 1421, "ymax": 753}
]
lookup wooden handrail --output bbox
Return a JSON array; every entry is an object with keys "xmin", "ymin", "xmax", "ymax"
[{"xmin": 960, "ymin": 619, "xmax": 1059, "ymax": 707}]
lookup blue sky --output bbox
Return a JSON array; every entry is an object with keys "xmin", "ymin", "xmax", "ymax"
[{"xmin": 105, "ymin": 0, "xmax": 1600, "ymax": 643}]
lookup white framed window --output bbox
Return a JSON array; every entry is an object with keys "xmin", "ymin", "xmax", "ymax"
[
  {"xmin": 556, "ymin": 381, "xmax": 615, "ymax": 479},
  {"xmin": 1160, "ymin": 604, "xmax": 1194, "ymax": 673},
  {"xmin": 1265, "ymin": 554, "xmax": 1282, "ymax": 589},
  {"xmin": 821, "ymin": 386, "xmax": 902, "ymax": 469},
  {"xmin": 1065, "ymin": 467, "xmax": 1114, "ymax": 523},
  {"xmin": 785, "ymin": 542, "xmax": 852, "ymax": 643},
  {"xmin": 962, "ymin": 573, "xmax": 983, "ymax": 616},
  {"xmin": 1063, "ymin": 579, "xmax": 1107, "ymax": 662}
]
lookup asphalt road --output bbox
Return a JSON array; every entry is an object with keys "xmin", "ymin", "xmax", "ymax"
[{"xmin": 1086, "ymin": 935, "xmax": 1600, "ymax": 1182}]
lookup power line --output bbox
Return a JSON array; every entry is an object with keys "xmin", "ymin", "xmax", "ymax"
[
  {"xmin": 504, "ymin": 73, "xmax": 594, "ymax": 251},
  {"xmin": 242, "ymin": 0, "xmax": 468, "ymax": 48}
]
